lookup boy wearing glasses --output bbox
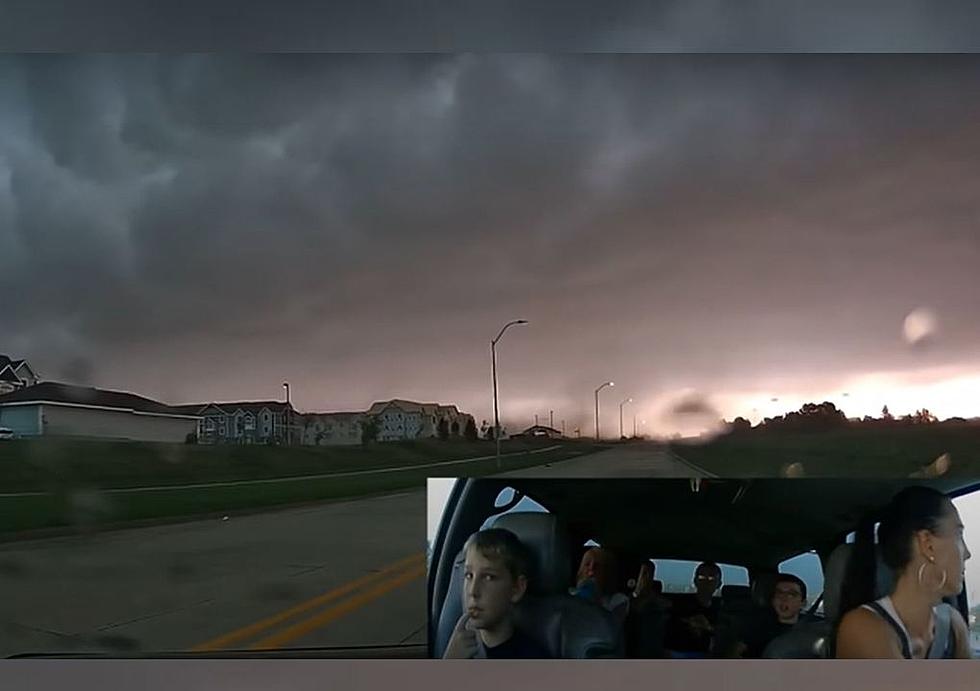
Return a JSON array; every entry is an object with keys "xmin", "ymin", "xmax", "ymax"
[{"xmin": 732, "ymin": 573, "xmax": 808, "ymax": 658}]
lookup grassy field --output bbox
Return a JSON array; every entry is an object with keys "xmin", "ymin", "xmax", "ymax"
[
  {"xmin": 670, "ymin": 424, "xmax": 980, "ymax": 477},
  {"xmin": 0, "ymin": 438, "xmax": 595, "ymax": 536}
]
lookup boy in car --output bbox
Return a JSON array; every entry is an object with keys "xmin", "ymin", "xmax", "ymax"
[
  {"xmin": 731, "ymin": 573, "xmax": 809, "ymax": 658},
  {"xmin": 443, "ymin": 528, "xmax": 551, "ymax": 659}
]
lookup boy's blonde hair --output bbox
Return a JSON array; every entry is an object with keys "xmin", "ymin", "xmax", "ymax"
[{"xmin": 464, "ymin": 528, "xmax": 532, "ymax": 582}]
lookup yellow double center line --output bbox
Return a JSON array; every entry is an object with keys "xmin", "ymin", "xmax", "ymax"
[{"xmin": 193, "ymin": 552, "xmax": 426, "ymax": 652}]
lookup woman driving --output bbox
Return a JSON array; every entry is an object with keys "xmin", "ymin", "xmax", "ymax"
[{"xmin": 835, "ymin": 486, "xmax": 972, "ymax": 659}]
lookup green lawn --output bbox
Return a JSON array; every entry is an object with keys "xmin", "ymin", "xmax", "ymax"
[
  {"xmin": 670, "ymin": 424, "xmax": 980, "ymax": 477},
  {"xmin": 0, "ymin": 437, "xmax": 575, "ymax": 492},
  {"xmin": 0, "ymin": 438, "xmax": 594, "ymax": 536}
]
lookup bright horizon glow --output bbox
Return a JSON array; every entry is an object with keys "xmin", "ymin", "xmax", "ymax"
[{"xmin": 726, "ymin": 369, "xmax": 980, "ymax": 426}]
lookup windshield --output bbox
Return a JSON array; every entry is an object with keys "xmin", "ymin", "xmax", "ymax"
[{"xmin": 5, "ymin": 53, "xmax": 980, "ymax": 658}]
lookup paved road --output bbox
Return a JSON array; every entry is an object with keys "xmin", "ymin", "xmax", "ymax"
[
  {"xmin": 0, "ymin": 491, "xmax": 426, "ymax": 657},
  {"xmin": 500, "ymin": 442, "xmax": 716, "ymax": 478},
  {"xmin": 0, "ymin": 443, "xmax": 712, "ymax": 658}
]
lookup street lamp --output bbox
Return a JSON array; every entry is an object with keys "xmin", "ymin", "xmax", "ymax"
[
  {"xmin": 282, "ymin": 381, "xmax": 290, "ymax": 447},
  {"xmin": 492, "ymin": 319, "xmax": 528, "ymax": 469},
  {"xmin": 594, "ymin": 381, "xmax": 614, "ymax": 441},
  {"xmin": 619, "ymin": 397, "xmax": 632, "ymax": 439}
]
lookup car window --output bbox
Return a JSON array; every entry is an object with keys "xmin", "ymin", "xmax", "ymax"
[
  {"xmin": 779, "ymin": 550, "xmax": 824, "ymax": 612},
  {"xmin": 652, "ymin": 559, "xmax": 749, "ymax": 593},
  {"xmin": 952, "ymin": 488, "xmax": 980, "ymax": 654},
  {"xmin": 480, "ymin": 486, "xmax": 549, "ymax": 529},
  {"xmin": 427, "ymin": 478, "xmax": 458, "ymax": 549}
]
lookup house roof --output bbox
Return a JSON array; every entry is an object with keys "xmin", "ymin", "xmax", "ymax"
[
  {"xmin": 368, "ymin": 399, "xmax": 424, "ymax": 415},
  {"xmin": 520, "ymin": 425, "xmax": 562, "ymax": 435},
  {"xmin": 178, "ymin": 401, "xmax": 295, "ymax": 416},
  {"xmin": 0, "ymin": 366, "xmax": 21, "ymax": 383},
  {"xmin": 367, "ymin": 399, "xmax": 470, "ymax": 418},
  {"xmin": 0, "ymin": 382, "xmax": 198, "ymax": 417}
]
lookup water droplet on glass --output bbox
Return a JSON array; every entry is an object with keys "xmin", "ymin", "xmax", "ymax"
[{"xmin": 902, "ymin": 308, "xmax": 938, "ymax": 347}]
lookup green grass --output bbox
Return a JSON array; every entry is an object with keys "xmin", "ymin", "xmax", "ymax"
[
  {"xmin": 670, "ymin": 424, "xmax": 980, "ymax": 477},
  {"xmin": 0, "ymin": 437, "xmax": 572, "ymax": 493},
  {"xmin": 0, "ymin": 439, "xmax": 594, "ymax": 536}
]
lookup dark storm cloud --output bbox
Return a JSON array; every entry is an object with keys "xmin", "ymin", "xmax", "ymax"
[
  {"xmin": 3, "ymin": 1, "xmax": 980, "ymax": 50},
  {"xmin": 3, "ymin": 54, "xmax": 980, "ymax": 424}
]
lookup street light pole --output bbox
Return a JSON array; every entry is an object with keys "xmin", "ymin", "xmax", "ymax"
[
  {"xmin": 594, "ymin": 381, "xmax": 614, "ymax": 442},
  {"xmin": 492, "ymin": 319, "xmax": 528, "ymax": 470},
  {"xmin": 282, "ymin": 382, "xmax": 290, "ymax": 447},
  {"xmin": 619, "ymin": 397, "xmax": 632, "ymax": 440}
]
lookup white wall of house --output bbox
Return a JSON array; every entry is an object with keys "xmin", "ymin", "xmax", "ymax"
[
  {"xmin": 378, "ymin": 408, "xmax": 423, "ymax": 441},
  {"xmin": 37, "ymin": 404, "xmax": 198, "ymax": 442},
  {"xmin": 303, "ymin": 416, "xmax": 363, "ymax": 446}
]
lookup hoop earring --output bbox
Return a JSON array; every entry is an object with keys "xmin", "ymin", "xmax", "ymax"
[{"xmin": 917, "ymin": 560, "xmax": 948, "ymax": 591}]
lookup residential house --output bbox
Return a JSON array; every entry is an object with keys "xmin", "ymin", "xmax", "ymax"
[
  {"xmin": 513, "ymin": 424, "xmax": 564, "ymax": 439},
  {"xmin": 301, "ymin": 412, "xmax": 364, "ymax": 446},
  {"xmin": 0, "ymin": 382, "xmax": 200, "ymax": 442},
  {"xmin": 0, "ymin": 354, "xmax": 40, "ymax": 395},
  {"xmin": 365, "ymin": 399, "xmax": 476, "ymax": 442},
  {"xmin": 173, "ymin": 401, "xmax": 300, "ymax": 445}
]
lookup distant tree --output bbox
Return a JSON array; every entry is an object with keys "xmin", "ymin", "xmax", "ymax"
[
  {"xmin": 185, "ymin": 432, "xmax": 198, "ymax": 444},
  {"xmin": 438, "ymin": 417, "xmax": 451, "ymax": 441},
  {"xmin": 881, "ymin": 405, "xmax": 893, "ymax": 421},
  {"xmin": 451, "ymin": 420, "xmax": 460, "ymax": 437},
  {"xmin": 484, "ymin": 424, "xmax": 496, "ymax": 441},
  {"xmin": 361, "ymin": 415, "xmax": 380, "ymax": 444},
  {"xmin": 730, "ymin": 417, "xmax": 752, "ymax": 433},
  {"xmin": 913, "ymin": 408, "xmax": 937, "ymax": 424},
  {"xmin": 464, "ymin": 418, "xmax": 479, "ymax": 441}
]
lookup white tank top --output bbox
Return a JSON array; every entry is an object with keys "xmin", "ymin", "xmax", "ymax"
[{"xmin": 860, "ymin": 596, "xmax": 955, "ymax": 659}]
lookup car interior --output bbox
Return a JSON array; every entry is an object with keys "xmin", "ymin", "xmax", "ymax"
[{"xmin": 428, "ymin": 478, "xmax": 978, "ymax": 659}]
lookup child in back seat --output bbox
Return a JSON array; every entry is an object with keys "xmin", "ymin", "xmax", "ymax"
[{"xmin": 443, "ymin": 528, "xmax": 551, "ymax": 659}]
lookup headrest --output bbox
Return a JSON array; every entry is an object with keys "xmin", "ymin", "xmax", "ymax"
[
  {"xmin": 822, "ymin": 542, "xmax": 897, "ymax": 622},
  {"xmin": 721, "ymin": 584, "xmax": 752, "ymax": 603},
  {"xmin": 751, "ymin": 573, "xmax": 777, "ymax": 608},
  {"xmin": 821, "ymin": 543, "xmax": 852, "ymax": 622},
  {"xmin": 874, "ymin": 548, "xmax": 896, "ymax": 597},
  {"xmin": 490, "ymin": 512, "xmax": 571, "ymax": 595}
]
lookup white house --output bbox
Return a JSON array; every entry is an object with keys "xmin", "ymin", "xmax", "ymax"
[
  {"xmin": 365, "ymin": 399, "xmax": 476, "ymax": 442},
  {"xmin": 172, "ymin": 401, "xmax": 300, "ymax": 445},
  {"xmin": 301, "ymin": 412, "xmax": 364, "ymax": 446},
  {"xmin": 0, "ymin": 382, "xmax": 200, "ymax": 443},
  {"xmin": 0, "ymin": 354, "xmax": 40, "ymax": 395}
]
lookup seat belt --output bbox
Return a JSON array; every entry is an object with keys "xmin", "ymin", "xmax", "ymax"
[{"xmin": 928, "ymin": 604, "xmax": 953, "ymax": 659}]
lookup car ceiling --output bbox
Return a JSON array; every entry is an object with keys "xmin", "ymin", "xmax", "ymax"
[{"xmin": 498, "ymin": 477, "xmax": 979, "ymax": 568}]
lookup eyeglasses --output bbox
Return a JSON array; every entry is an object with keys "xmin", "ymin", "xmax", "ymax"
[{"xmin": 773, "ymin": 588, "xmax": 803, "ymax": 598}]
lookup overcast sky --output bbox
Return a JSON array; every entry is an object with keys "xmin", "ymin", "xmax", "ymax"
[{"xmin": 3, "ymin": 54, "xmax": 980, "ymax": 434}]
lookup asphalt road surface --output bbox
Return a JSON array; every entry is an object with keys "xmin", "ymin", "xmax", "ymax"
[
  {"xmin": 0, "ymin": 491, "xmax": 426, "ymax": 657},
  {"xmin": 0, "ymin": 443, "xmax": 710, "ymax": 658},
  {"xmin": 501, "ymin": 442, "xmax": 716, "ymax": 477}
]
